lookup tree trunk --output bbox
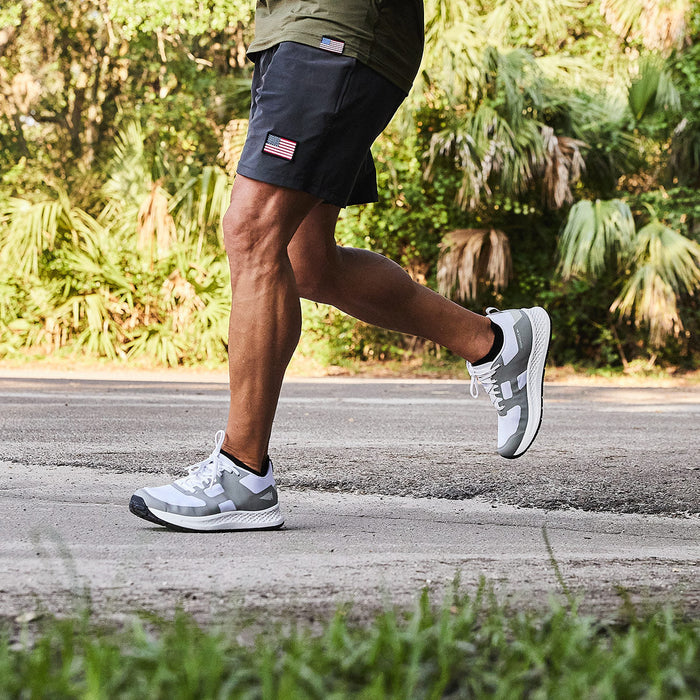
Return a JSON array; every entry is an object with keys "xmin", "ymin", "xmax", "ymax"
[{"xmin": 11, "ymin": 111, "xmax": 29, "ymax": 155}]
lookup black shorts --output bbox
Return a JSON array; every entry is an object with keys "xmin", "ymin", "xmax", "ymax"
[{"xmin": 236, "ymin": 42, "xmax": 407, "ymax": 208}]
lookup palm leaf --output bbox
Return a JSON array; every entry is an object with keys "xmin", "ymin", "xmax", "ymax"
[
  {"xmin": 628, "ymin": 56, "xmax": 680, "ymax": 121},
  {"xmin": 541, "ymin": 128, "xmax": 587, "ymax": 209},
  {"xmin": 557, "ymin": 199, "xmax": 636, "ymax": 279},
  {"xmin": 0, "ymin": 198, "xmax": 59, "ymax": 276},
  {"xmin": 610, "ymin": 220, "xmax": 700, "ymax": 345},
  {"xmin": 535, "ymin": 55, "xmax": 609, "ymax": 91},
  {"xmin": 600, "ymin": 0, "xmax": 692, "ymax": 52},
  {"xmin": 102, "ymin": 120, "xmax": 152, "ymax": 207},
  {"xmin": 170, "ymin": 166, "xmax": 232, "ymax": 253},
  {"xmin": 0, "ymin": 191, "xmax": 102, "ymax": 277},
  {"xmin": 437, "ymin": 228, "xmax": 512, "ymax": 301},
  {"xmin": 482, "ymin": 0, "xmax": 586, "ymax": 48},
  {"xmin": 137, "ymin": 183, "xmax": 176, "ymax": 260},
  {"xmin": 422, "ymin": 0, "xmax": 485, "ymax": 96}
]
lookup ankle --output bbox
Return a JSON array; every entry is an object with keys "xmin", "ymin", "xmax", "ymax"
[
  {"xmin": 471, "ymin": 320, "xmax": 503, "ymax": 365},
  {"xmin": 220, "ymin": 447, "xmax": 269, "ymax": 475}
]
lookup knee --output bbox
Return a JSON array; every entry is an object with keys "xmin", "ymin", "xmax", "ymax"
[
  {"xmin": 291, "ymin": 250, "xmax": 338, "ymax": 303},
  {"xmin": 221, "ymin": 205, "xmax": 283, "ymax": 272},
  {"xmin": 222, "ymin": 207, "xmax": 257, "ymax": 260}
]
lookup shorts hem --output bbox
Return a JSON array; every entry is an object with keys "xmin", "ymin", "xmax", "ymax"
[{"xmin": 235, "ymin": 165, "xmax": 375, "ymax": 208}]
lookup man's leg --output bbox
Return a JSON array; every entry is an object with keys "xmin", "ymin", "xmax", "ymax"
[
  {"xmin": 128, "ymin": 175, "xmax": 317, "ymax": 531},
  {"xmin": 289, "ymin": 203, "xmax": 551, "ymax": 460},
  {"xmin": 288, "ymin": 204, "xmax": 496, "ymax": 363},
  {"xmin": 221, "ymin": 175, "xmax": 320, "ymax": 471}
]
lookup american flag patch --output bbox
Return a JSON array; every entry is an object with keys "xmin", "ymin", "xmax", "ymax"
[
  {"xmin": 262, "ymin": 133, "xmax": 297, "ymax": 161},
  {"xmin": 319, "ymin": 36, "xmax": 345, "ymax": 54}
]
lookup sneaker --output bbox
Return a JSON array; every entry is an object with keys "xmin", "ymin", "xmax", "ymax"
[
  {"xmin": 129, "ymin": 431, "xmax": 284, "ymax": 531},
  {"xmin": 467, "ymin": 307, "xmax": 551, "ymax": 459}
]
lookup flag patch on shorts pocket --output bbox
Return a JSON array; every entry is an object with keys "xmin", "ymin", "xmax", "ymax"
[
  {"xmin": 262, "ymin": 133, "xmax": 297, "ymax": 161},
  {"xmin": 319, "ymin": 36, "xmax": 345, "ymax": 54}
]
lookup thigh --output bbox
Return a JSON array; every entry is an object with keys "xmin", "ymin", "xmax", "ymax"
[
  {"xmin": 223, "ymin": 175, "xmax": 321, "ymax": 253},
  {"xmin": 287, "ymin": 203, "xmax": 341, "ymax": 276}
]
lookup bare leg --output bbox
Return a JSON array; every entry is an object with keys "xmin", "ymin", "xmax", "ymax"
[
  {"xmin": 221, "ymin": 175, "xmax": 320, "ymax": 470},
  {"xmin": 288, "ymin": 204, "xmax": 495, "ymax": 362}
]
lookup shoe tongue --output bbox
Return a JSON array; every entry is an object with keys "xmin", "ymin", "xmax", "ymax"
[
  {"xmin": 217, "ymin": 452, "xmax": 239, "ymax": 472},
  {"xmin": 178, "ymin": 455, "xmax": 218, "ymax": 488}
]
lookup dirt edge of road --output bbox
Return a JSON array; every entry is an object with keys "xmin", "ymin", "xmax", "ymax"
[{"xmin": 0, "ymin": 359, "xmax": 698, "ymax": 387}]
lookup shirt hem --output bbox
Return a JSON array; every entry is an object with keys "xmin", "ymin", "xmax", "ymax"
[{"xmin": 248, "ymin": 32, "xmax": 413, "ymax": 94}]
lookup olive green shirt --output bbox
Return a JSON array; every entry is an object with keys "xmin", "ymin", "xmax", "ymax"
[{"xmin": 248, "ymin": 0, "xmax": 424, "ymax": 94}]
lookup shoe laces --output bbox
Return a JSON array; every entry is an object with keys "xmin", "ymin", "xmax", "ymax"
[
  {"xmin": 467, "ymin": 362, "xmax": 504, "ymax": 411},
  {"xmin": 177, "ymin": 430, "xmax": 239, "ymax": 491},
  {"xmin": 467, "ymin": 307, "xmax": 504, "ymax": 409}
]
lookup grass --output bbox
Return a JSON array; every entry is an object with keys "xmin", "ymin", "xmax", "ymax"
[{"xmin": 2, "ymin": 582, "xmax": 699, "ymax": 699}]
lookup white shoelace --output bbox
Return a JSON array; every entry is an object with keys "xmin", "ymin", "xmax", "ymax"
[
  {"xmin": 177, "ymin": 430, "xmax": 239, "ymax": 491},
  {"xmin": 467, "ymin": 362, "xmax": 504, "ymax": 411},
  {"xmin": 467, "ymin": 307, "xmax": 504, "ymax": 410}
]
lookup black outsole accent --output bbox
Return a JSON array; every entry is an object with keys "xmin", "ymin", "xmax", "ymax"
[
  {"xmin": 129, "ymin": 495, "xmax": 177, "ymax": 528},
  {"xmin": 128, "ymin": 495, "xmax": 284, "ymax": 533}
]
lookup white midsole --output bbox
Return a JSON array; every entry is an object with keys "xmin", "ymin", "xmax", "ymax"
[
  {"xmin": 516, "ymin": 307, "xmax": 551, "ymax": 456},
  {"xmin": 150, "ymin": 504, "xmax": 284, "ymax": 531}
]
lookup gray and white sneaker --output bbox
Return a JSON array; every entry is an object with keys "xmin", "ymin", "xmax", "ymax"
[
  {"xmin": 467, "ymin": 307, "xmax": 551, "ymax": 459},
  {"xmin": 129, "ymin": 431, "xmax": 284, "ymax": 531}
]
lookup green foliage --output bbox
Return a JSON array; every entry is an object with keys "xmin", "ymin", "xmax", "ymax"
[
  {"xmin": 667, "ymin": 9, "xmax": 700, "ymax": 187},
  {"xmin": 1, "ymin": 0, "xmax": 699, "ymax": 369},
  {"xmin": 557, "ymin": 199, "xmax": 636, "ymax": 279},
  {"xmin": 633, "ymin": 187, "xmax": 700, "ymax": 241},
  {"xmin": 1, "ymin": 587, "xmax": 699, "ymax": 698},
  {"xmin": 556, "ymin": 198, "xmax": 700, "ymax": 358},
  {"xmin": 628, "ymin": 56, "xmax": 681, "ymax": 123},
  {"xmin": 0, "ymin": 0, "xmax": 252, "ymax": 195},
  {"xmin": 0, "ymin": 123, "xmax": 232, "ymax": 365},
  {"xmin": 611, "ymin": 216, "xmax": 700, "ymax": 345},
  {"xmin": 108, "ymin": 0, "xmax": 254, "ymax": 37}
]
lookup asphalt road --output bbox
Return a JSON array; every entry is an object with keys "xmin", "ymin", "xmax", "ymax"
[
  {"xmin": 1, "ymin": 375, "xmax": 698, "ymax": 513},
  {"xmin": 0, "ymin": 374, "xmax": 698, "ymax": 623}
]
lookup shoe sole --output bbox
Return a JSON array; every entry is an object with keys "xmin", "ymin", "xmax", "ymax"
[
  {"xmin": 501, "ymin": 307, "xmax": 552, "ymax": 459},
  {"xmin": 129, "ymin": 495, "xmax": 284, "ymax": 532}
]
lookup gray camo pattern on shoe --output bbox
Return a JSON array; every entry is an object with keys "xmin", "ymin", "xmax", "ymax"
[
  {"xmin": 467, "ymin": 307, "xmax": 551, "ymax": 458},
  {"xmin": 130, "ymin": 430, "xmax": 284, "ymax": 531}
]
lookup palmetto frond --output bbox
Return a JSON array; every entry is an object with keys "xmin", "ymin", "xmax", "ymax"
[
  {"xmin": 628, "ymin": 55, "xmax": 681, "ymax": 121},
  {"xmin": 437, "ymin": 228, "xmax": 512, "ymax": 301},
  {"xmin": 423, "ymin": 39, "xmax": 590, "ymax": 210},
  {"xmin": 427, "ymin": 104, "xmax": 583, "ymax": 210},
  {"xmin": 422, "ymin": 0, "xmax": 485, "ymax": 97},
  {"xmin": 427, "ymin": 105, "xmax": 525, "ymax": 208},
  {"xmin": 558, "ymin": 199, "xmax": 700, "ymax": 348},
  {"xmin": 422, "ymin": 0, "xmax": 605, "ymax": 101},
  {"xmin": 557, "ymin": 199, "xmax": 636, "ymax": 279},
  {"xmin": 102, "ymin": 120, "xmax": 152, "ymax": 208},
  {"xmin": 72, "ymin": 292, "xmax": 130, "ymax": 360},
  {"xmin": 137, "ymin": 182, "xmax": 176, "ymax": 259},
  {"xmin": 600, "ymin": 0, "xmax": 692, "ymax": 52},
  {"xmin": 484, "ymin": 47, "xmax": 545, "ymax": 126},
  {"xmin": 541, "ymin": 128, "xmax": 587, "ymax": 208},
  {"xmin": 126, "ymin": 321, "xmax": 190, "ymax": 367},
  {"xmin": 482, "ymin": 0, "xmax": 587, "ymax": 49},
  {"xmin": 610, "ymin": 219, "xmax": 700, "ymax": 345},
  {"xmin": 535, "ymin": 55, "xmax": 609, "ymax": 91},
  {"xmin": 0, "ymin": 189, "xmax": 102, "ymax": 277},
  {"xmin": 0, "ymin": 197, "xmax": 61, "ymax": 277},
  {"xmin": 170, "ymin": 165, "xmax": 232, "ymax": 255}
]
